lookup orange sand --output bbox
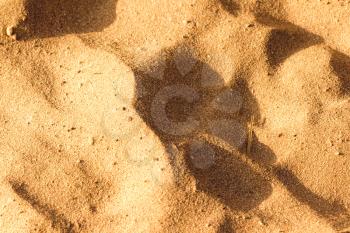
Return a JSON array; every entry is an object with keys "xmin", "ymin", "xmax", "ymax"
[{"xmin": 0, "ymin": 0, "xmax": 349, "ymax": 232}]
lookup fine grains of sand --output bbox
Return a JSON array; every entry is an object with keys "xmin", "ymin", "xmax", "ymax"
[{"xmin": 0, "ymin": 0, "xmax": 349, "ymax": 232}]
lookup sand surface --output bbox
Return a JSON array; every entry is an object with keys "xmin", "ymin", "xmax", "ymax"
[{"xmin": 0, "ymin": 0, "xmax": 350, "ymax": 232}]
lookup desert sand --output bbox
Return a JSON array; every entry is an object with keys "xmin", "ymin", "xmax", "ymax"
[{"xmin": 0, "ymin": 0, "xmax": 349, "ymax": 232}]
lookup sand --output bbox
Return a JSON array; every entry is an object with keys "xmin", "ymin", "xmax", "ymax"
[{"xmin": 0, "ymin": 0, "xmax": 349, "ymax": 232}]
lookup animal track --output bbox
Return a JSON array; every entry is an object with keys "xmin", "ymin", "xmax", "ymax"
[{"xmin": 134, "ymin": 45, "xmax": 250, "ymax": 168}]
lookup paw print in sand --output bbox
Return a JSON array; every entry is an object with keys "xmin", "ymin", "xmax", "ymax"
[
  {"xmin": 142, "ymin": 44, "xmax": 248, "ymax": 170},
  {"xmin": 131, "ymin": 44, "xmax": 272, "ymax": 211}
]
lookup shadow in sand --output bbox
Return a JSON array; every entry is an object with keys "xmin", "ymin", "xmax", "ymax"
[
  {"xmin": 187, "ymin": 144, "xmax": 273, "ymax": 211},
  {"xmin": 254, "ymin": 1, "xmax": 324, "ymax": 70},
  {"xmin": 218, "ymin": 217, "xmax": 235, "ymax": 233},
  {"xmin": 254, "ymin": 0, "xmax": 290, "ymax": 28},
  {"xmin": 131, "ymin": 43, "xmax": 350, "ymax": 230},
  {"xmin": 248, "ymin": 135, "xmax": 350, "ymax": 230},
  {"xmin": 133, "ymin": 44, "xmax": 273, "ymax": 212},
  {"xmin": 330, "ymin": 50, "xmax": 350, "ymax": 96},
  {"xmin": 18, "ymin": 0, "xmax": 117, "ymax": 39},
  {"xmin": 266, "ymin": 28, "xmax": 324, "ymax": 69},
  {"xmin": 273, "ymin": 167, "xmax": 350, "ymax": 231},
  {"xmin": 218, "ymin": 0, "xmax": 241, "ymax": 16},
  {"xmin": 10, "ymin": 181, "xmax": 75, "ymax": 232}
]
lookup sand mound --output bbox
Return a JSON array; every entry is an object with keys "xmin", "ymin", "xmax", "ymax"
[{"xmin": 0, "ymin": 0, "xmax": 349, "ymax": 232}]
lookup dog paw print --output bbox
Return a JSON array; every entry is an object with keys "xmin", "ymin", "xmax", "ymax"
[{"xmin": 139, "ymin": 44, "xmax": 248, "ymax": 170}]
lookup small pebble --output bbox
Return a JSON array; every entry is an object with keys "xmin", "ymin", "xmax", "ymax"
[
  {"xmin": 88, "ymin": 137, "xmax": 95, "ymax": 145},
  {"xmin": 6, "ymin": 26, "xmax": 14, "ymax": 36},
  {"xmin": 6, "ymin": 26, "xmax": 17, "ymax": 40},
  {"xmin": 335, "ymin": 151, "xmax": 344, "ymax": 156},
  {"xmin": 89, "ymin": 205, "xmax": 97, "ymax": 213},
  {"xmin": 206, "ymin": 222, "xmax": 212, "ymax": 227},
  {"xmin": 258, "ymin": 219, "xmax": 267, "ymax": 226}
]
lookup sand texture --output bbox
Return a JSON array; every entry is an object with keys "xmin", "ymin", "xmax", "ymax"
[{"xmin": 0, "ymin": 0, "xmax": 350, "ymax": 232}]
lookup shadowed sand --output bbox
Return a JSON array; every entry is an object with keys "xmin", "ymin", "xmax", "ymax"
[{"xmin": 0, "ymin": 0, "xmax": 350, "ymax": 232}]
